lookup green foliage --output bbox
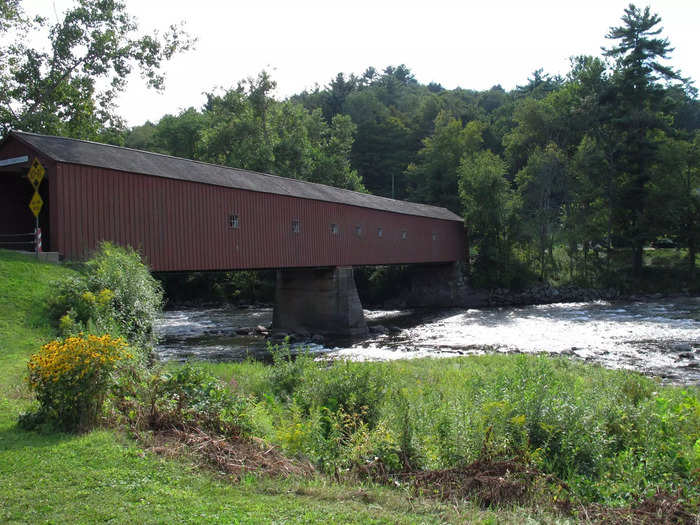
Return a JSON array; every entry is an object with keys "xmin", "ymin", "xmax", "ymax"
[
  {"xmin": 267, "ymin": 339, "xmax": 317, "ymax": 400},
  {"xmin": 296, "ymin": 360, "xmax": 389, "ymax": 431},
  {"xmin": 215, "ymin": 354, "xmax": 699, "ymax": 507},
  {"xmin": 267, "ymin": 340, "xmax": 388, "ymax": 429},
  {"xmin": 0, "ymin": 0, "xmax": 193, "ymax": 138},
  {"xmin": 130, "ymin": 363, "xmax": 260, "ymax": 437},
  {"xmin": 49, "ymin": 242, "xmax": 164, "ymax": 358},
  {"xmin": 600, "ymin": 4, "xmax": 692, "ymax": 278},
  {"xmin": 516, "ymin": 144, "xmax": 571, "ymax": 281},
  {"xmin": 50, "ymin": 279, "xmax": 120, "ymax": 337},
  {"xmin": 459, "ymin": 149, "xmax": 518, "ymax": 287},
  {"xmin": 131, "ymin": 72, "xmax": 365, "ymax": 192},
  {"xmin": 406, "ymin": 111, "xmax": 486, "ymax": 213},
  {"xmin": 262, "ymin": 341, "xmax": 395, "ymax": 473}
]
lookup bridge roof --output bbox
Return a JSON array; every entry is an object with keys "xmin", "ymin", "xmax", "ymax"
[{"xmin": 9, "ymin": 131, "xmax": 463, "ymax": 222}]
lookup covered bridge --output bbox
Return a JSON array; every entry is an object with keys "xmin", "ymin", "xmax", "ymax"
[
  {"xmin": 0, "ymin": 131, "xmax": 464, "ymax": 271},
  {"xmin": 0, "ymin": 131, "xmax": 466, "ymax": 336}
]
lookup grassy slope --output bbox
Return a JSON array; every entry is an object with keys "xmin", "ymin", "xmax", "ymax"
[{"xmin": 0, "ymin": 250, "xmax": 563, "ymax": 524}]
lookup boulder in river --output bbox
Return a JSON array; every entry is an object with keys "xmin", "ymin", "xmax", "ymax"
[{"xmin": 671, "ymin": 343, "xmax": 692, "ymax": 353}]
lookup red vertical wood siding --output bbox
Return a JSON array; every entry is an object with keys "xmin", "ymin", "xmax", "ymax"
[
  {"xmin": 0, "ymin": 137, "xmax": 465, "ymax": 271},
  {"xmin": 48, "ymin": 162, "xmax": 464, "ymax": 271}
]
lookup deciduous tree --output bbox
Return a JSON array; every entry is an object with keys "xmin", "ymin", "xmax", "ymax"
[{"xmin": 0, "ymin": 0, "xmax": 193, "ymax": 138}]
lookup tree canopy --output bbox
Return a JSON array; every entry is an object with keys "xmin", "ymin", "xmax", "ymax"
[
  {"xmin": 3, "ymin": 2, "xmax": 697, "ymax": 290},
  {"xmin": 0, "ymin": 0, "xmax": 193, "ymax": 139}
]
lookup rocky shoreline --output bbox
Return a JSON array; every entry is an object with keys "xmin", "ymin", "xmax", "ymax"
[
  {"xmin": 481, "ymin": 286, "xmax": 697, "ymax": 308},
  {"xmin": 392, "ymin": 277, "xmax": 698, "ymax": 309}
]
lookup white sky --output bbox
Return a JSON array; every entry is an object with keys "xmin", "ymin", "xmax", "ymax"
[{"xmin": 29, "ymin": 0, "xmax": 700, "ymax": 126}]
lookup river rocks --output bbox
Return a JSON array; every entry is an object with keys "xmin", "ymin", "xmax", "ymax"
[
  {"xmin": 678, "ymin": 352, "xmax": 695, "ymax": 360},
  {"xmin": 235, "ymin": 327, "xmax": 251, "ymax": 335},
  {"xmin": 671, "ymin": 343, "xmax": 693, "ymax": 353},
  {"xmin": 483, "ymin": 284, "xmax": 623, "ymax": 307},
  {"xmin": 311, "ymin": 334, "xmax": 325, "ymax": 344},
  {"xmin": 268, "ymin": 331, "xmax": 292, "ymax": 344},
  {"xmin": 371, "ymin": 324, "xmax": 389, "ymax": 335}
]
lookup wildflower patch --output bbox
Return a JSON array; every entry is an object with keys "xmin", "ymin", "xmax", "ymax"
[{"xmin": 23, "ymin": 334, "xmax": 132, "ymax": 432}]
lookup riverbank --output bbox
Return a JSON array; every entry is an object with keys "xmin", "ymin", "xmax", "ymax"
[{"xmin": 1, "ymin": 250, "xmax": 698, "ymax": 523}]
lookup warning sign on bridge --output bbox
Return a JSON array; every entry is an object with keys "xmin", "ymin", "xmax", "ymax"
[
  {"xmin": 29, "ymin": 191, "xmax": 43, "ymax": 217},
  {"xmin": 27, "ymin": 158, "xmax": 45, "ymax": 190}
]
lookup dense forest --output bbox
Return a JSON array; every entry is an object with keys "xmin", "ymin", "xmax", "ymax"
[{"xmin": 2, "ymin": 1, "xmax": 698, "ymax": 292}]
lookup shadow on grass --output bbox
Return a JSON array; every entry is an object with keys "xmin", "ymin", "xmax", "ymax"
[{"xmin": 0, "ymin": 423, "xmax": 76, "ymax": 452}]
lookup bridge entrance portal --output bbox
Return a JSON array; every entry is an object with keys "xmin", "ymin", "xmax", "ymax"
[{"xmin": 0, "ymin": 159, "xmax": 50, "ymax": 253}]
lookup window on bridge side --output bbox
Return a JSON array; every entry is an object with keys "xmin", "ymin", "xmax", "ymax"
[
  {"xmin": 292, "ymin": 219, "xmax": 301, "ymax": 234},
  {"xmin": 377, "ymin": 227, "xmax": 383, "ymax": 238},
  {"xmin": 229, "ymin": 214, "xmax": 239, "ymax": 229},
  {"xmin": 355, "ymin": 225, "xmax": 362, "ymax": 237},
  {"xmin": 401, "ymin": 230, "xmax": 408, "ymax": 240},
  {"xmin": 330, "ymin": 223, "xmax": 339, "ymax": 235},
  {"xmin": 432, "ymin": 232, "xmax": 438, "ymax": 241}
]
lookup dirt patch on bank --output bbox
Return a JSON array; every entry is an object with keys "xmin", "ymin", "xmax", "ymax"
[
  {"xmin": 580, "ymin": 490, "xmax": 698, "ymax": 525},
  {"xmin": 390, "ymin": 460, "xmax": 698, "ymax": 522},
  {"xmin": 394, "ymin": 459, "xmax": 556, "ymax": 507},
  {"xmin": 143, "ymin": 426, "xmax": 315, "ymax": 480}
]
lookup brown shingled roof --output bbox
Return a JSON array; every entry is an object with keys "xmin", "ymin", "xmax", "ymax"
[{"xmin": 9, "ymin": 130, "xmax": 463, "ymax": 222}]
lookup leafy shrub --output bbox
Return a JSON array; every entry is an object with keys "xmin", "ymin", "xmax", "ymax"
[
  {"xmin": 267, "ymin": 340, "xmax": 317, "ymax": 399},
  {"xmin": 112, "ymin": 362, "xmax": 262, "ymax": 438},
  {"xmin": 21, "ymin": 334, "xmax": 132, "ymax": 432},
  {"xmin": 83, "ymin": 243, "xmax": 163, "ymax": 352},
  {"xmin": 263, "ymin": 346, "xmax": 392, "ymax": 474},
  {"xmin": 295, "ymin": 360, "xmax": 389, "ymax": 429},
  {"xmin": 51, "ymin": 279, "xmax": 119, "ymax": 337},
  {"xmin": 218, "ymin": 355, "xmax": 700, "ymax": 505},
  {"xmin": 49, "ymin": 242, "xmax": 163, "ymax": 360}
]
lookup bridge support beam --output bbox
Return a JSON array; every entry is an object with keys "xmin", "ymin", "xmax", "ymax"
[{"xmin": 273, "ymin": 266, "xmax": 368, "ymax": 337}]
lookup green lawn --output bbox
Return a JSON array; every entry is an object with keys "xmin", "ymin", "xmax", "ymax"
[{"xmin": 0, "ymin": 250, "xmax": 570, "ymax": 524}]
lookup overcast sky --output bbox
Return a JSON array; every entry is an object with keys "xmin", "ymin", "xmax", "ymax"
[{"xmin": 30, "ymin": 0, "xmax": 700, "ymax": 126}]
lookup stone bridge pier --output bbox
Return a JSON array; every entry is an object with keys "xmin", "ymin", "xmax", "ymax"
[{"xmin": 272, "ymin": 266, "xmax": 368, "ymax": 337}]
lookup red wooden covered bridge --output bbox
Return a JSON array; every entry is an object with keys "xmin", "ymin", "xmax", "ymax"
[{"xmin": 0, "ymin": 131, "xmax": 466, "ymax": 335}]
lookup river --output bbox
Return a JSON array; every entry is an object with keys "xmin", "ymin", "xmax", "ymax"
[{"xmin": 155, "ymin": 298, "xmax": 700, "ymax": 385}]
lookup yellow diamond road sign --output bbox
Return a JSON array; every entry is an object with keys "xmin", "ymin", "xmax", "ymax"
[
  {"xmin": 29, "ymin": 191, "xmax": 43, "ymax": 217},
  {"xmin": 27, "ymin": 158, "xmax": 45, "ymax": 190}
]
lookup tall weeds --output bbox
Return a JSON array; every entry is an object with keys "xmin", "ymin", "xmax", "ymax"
[{"xmin": 220, "ymin": 351, "xmax": 699, "ymax": 507}]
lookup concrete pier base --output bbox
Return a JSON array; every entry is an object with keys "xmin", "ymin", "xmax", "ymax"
[{"xmin": 273, "ymin": 266, "xmax": 368, "ymax": 337}]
